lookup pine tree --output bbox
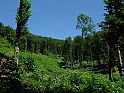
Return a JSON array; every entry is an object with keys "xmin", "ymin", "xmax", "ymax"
[{"xmin": 101, "ymin": 0, "xmax": 124, "ymax": 80}]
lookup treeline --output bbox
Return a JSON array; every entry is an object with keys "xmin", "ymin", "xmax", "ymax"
[
  {"xmin": 1, "ymin": 22, "xmax": 124, "ymax": 69},
  {"xmin": 0, "ymin": 22, "xmax": 64, "ymax": 55},
  {"xmin": 62, "ymin": 31, "xmax": 124, "ymax": 68}
]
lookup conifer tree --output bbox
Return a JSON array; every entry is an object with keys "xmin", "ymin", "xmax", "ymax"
[{"xmin": 101, "ymin": 0, "xmax": 124, "ymax": 80}]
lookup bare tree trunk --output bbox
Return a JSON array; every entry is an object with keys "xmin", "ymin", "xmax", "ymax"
[
  {"xmin": 89, "ymin": 43, "xmax": 93, "ymax": 67},
  {"xmin": 60, "ymin": 48, "xmax": 62, "ymax": 57},
  {"xmin": 78, "ymin": 49, "xmax": 81, "ymax": 67},
  {"xmin": 108, "ymin": 65, "xmax": 113, "ymax": 81},
  {"xmin": 15, "ymin": 44, "xmax": 19, "ymax": 67},
  {"xmin": 89, "ymin": 43, "xmax": 92, "ymax": 61},
  {"xmin": 107, "ymin": 43, "xmax": 113, "ymax": 81},
  {"xmin": 25, "ymin": 38, "xmax": 27, "ymax": 52},
  {"xmin": 79, "ymin": 31, "xmax": 84, "ymax": 67},
  {"xmin": 118, "ymin": 45, "xmax": 123, "ymax": 76},
  {"xmin": 71, "ymin": 47, "xmax": 74, "ymax": 68},
  {"xmin": 15, "ymin": 24, "xmax": 21, "ymax": 67}
]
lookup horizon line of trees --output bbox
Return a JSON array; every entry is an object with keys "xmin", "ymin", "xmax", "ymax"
[{"xmin": 0, "ymin": 21, "xmax": 124, "ymax": 71}]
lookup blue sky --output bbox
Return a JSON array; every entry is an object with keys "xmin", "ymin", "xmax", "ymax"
[{"xmin": 0, "ymin": 0, "xmax": 105, "ymax": 40}]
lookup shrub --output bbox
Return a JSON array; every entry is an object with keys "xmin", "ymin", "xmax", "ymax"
[{"xmin": 20, "ymin": 53, "xmax": 35, "ymax": 72}]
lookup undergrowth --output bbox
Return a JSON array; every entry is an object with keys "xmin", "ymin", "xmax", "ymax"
[{"xmin": 0, "ymin": 37, "xmax": 124, "ymax": 93}]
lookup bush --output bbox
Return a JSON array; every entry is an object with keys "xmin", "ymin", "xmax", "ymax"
[{"xmin": 20, "ymin": 52, "xmax": 35, "ymax": 72}]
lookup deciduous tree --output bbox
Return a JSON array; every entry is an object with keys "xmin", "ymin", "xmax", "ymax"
[
  {"xmin": 76, "ymin": 13, "xmax": 94, "ymax": 66},
  {"xmin": 15, "ymin": 0, "xmax": 32, "ymax": 66}
]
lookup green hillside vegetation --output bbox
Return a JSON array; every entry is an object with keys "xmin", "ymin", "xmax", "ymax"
[
  {"xmin": 0, "ymin": 36, "xmax": 14, "ymax": 58},
  {"xmin": 0, "ymin": 36, "xmax": 124, "ymax": 93},
  {"xmin": 1, "ymin": 0, "xmax": 124, "ymax": 93}
]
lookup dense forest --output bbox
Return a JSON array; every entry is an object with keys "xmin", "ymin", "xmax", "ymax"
[{"xmin": 1, "ymin": 0, "xmax": 124, "ymax": 93}]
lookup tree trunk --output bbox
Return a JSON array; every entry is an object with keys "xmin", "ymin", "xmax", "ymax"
[
  {"xmin": 15, "ymin": 23, "xmax": 21, "ymax": 67},
  {"xmin": 78, "ymin": 49, "xmax": 81, "ymax": 67},
  {"xmin": 15, "ymin": 44, "xmax": 19, "ymax": 67},
  {"xmin": 15, "ymin": 37, "xmax": 19, "ymax": 67},
  {"xmin": 118, "ymin": 45, "xmax": 123, "ymax": 76},
  {"xmin": 79, "ymin": 31, "xmax": 84, "ymax": 68},
  {"xmin": 97, "ymin": 55, "xmax": 101, "ymax": 65},
  {"xmin": 25, "ymin": 38, "xmax": 27, "ymax": 52},
  {"xmin": 89, "ymin": 43, "xmax": 92, "ymax": 61},
  {"xmin": 60, "ymin": 48, "xmax": 62, "ymax": 57},
  {"xmin": 108, "ymin": 65, "xmax": 113, "ymax": 81},
  {"xmin": 107, "ymin": 43, "xmax": 113, "ymax": 81}
]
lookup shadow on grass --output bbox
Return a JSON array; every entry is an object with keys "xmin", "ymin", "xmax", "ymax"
[
  {"xmin": 0, "ymin": 78, "xmax": 41, "ymax": 93},
  {"xmin": 88, "ymin": 64, "xmax": 109, "ymax": 74}
]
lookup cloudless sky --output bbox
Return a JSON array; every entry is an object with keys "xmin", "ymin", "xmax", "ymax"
[{"xmin": 0, "ymin": 0, "xmax": 105, "ymax": 40}]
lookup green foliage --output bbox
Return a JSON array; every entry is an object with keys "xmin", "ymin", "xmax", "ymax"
[
  {"xmin": 113, "ymin": 76, "xmax": 124, "ymax": 90},
  {"xmin": 15, "ymin": 0, "xmax": 32, "ymax": 65},
  {"xmin": 62, "ymin": 37, "xmax": 72, "ymax": 67},
  {"xmin": 19, "ymin": 51, "xmax": 124, "ymax": 93},
  {"xmin": 16, "ymin": 0, "xmax": 32, "ymax": 26},
  {"xmin": 73, "ymin": 35, "xmax": 82, "ymax": 62},
  {"xmin": 0, "ymin": 36, "xmax": 124, "ymax": 93},
  {"xmin": 20, "ymin": 52, "xmax": 35, "ymax": 72},
  {"xmin": 76, "ymin": 13, "xmax": 94, "ymax": 37},
  {"xmin": 1, "ymin": 0, "xmax": 124, "ymax": 92},
  {"xmin": 0, "ymin": 36, "xmax": 14, "ymax": 58}
]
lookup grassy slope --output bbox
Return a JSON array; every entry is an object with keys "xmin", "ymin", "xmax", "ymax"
[
  {"xmin": 0, "ymin": 37, "xmax": 124, "ymax": 93},
  {"xmin": 0, "ymin": 36, "xmax": 14, "ymax": 58}
]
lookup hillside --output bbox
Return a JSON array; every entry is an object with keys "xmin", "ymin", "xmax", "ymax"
[
  {"xmin": 1, "ymin": 0, "xmax": 124, "ymax": 93},
  {"xmin": 0, "ymin": 36, "xmax": 124, "ymax": 93}
]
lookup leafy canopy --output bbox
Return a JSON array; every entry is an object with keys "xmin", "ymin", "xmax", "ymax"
[
  {"xmin": 76, "ymin": 13, "xmax": 94, "ymax": 37},
  {"xmin": 16, "ymin": 0, "xmax": 32, "ymax": 27}
]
